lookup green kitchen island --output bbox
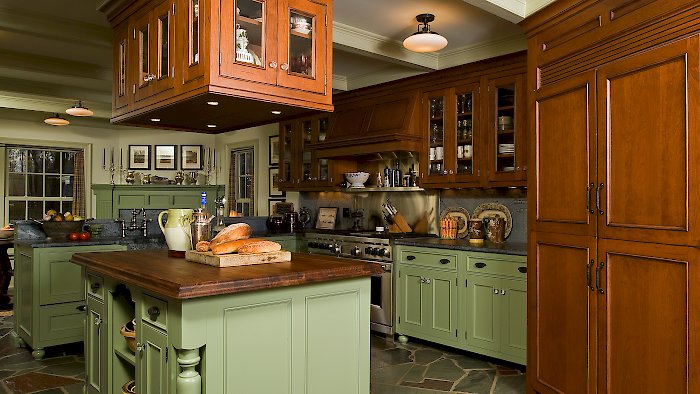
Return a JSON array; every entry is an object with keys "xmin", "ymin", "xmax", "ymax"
[{"xmin": 71, "ymin": 250, "xmax": 380, "ymax": 394}]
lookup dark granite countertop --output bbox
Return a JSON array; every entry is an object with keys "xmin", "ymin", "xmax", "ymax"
[
  {"xmin": 14, "ymin": 235, "xmax": 167, "ymax": 250},
  {"xmin": 394, "ymin": 237, "xmax": 527, "ymax": 256}
]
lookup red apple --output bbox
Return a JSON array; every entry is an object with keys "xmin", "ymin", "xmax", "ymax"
[
  {"xmin": 79, "ymin": 231, "xmax": 91, "ymax": 241},
  {"xmin": 68, "ymin": 232, "xmax": 79, "ymax": 241}
]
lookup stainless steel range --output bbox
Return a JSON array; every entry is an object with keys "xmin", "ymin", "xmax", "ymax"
[{"xmin": 305, "ymin": 231, "xmax": 429, "ymax": 335}]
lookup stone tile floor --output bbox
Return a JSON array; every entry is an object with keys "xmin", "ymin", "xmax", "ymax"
[
  {"xmin": 370, "ymin": 334, "xmax": 525, "ymax": 394},
  {"xmin": 0, "ymin": 312, "xmax": 525, "ymax": 393}
]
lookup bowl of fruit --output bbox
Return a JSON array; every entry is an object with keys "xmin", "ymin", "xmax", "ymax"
[
  {"xmin": 40, "ymin": 210, "xmax": 86, "ymax": 240},
  {"xmin": 0, "ymin": 225, "xmax": 13, "ymax": 240}
]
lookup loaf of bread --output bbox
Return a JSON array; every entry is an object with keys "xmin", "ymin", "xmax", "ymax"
[
  {"xmin": 211, "ymin": 238, "xmax": 265, "ymax": 255},
  {"xmin": 237, "ymin": 240, "xmax": 282, "ymax": 255},
  {"xmin": 195, "ymin": 241, "xmax": 210, "ymax": 252},
  {"xmin": 209, "ymin": 223, "xmax": 252, "ymax": 249}
]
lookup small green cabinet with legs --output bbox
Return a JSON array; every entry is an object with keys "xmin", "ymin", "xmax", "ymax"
[
  {"xmin": 395, "ymin": 245, "xmax": 527, "ymax": 365},
  {"xmin": 12, "ymin": 243, "xmax": 127, "ymax": 360}
]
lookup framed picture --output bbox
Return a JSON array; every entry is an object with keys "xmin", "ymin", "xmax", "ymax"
[
  {"xmin": 269, "ymin": 167, "xmax": 285, "ymax": 197},
  {"xmin": 128, "ymin": 145, "xmax": 151, "ymax": 170},
  {"xmin": 181, "ymin": 145, "xmax": 203, "ymax": 170},
  {"xmin": 315, "ymin": 207, "xmax": 338, "ymax": 230},
  {"xmin": 154, "ymin": 145, "xmax": 177, "ymax": 170},
  {"xmin": 268, "ymin": 199, "xmax": 285, "ymax": 214},
  {"xmin": 269, "ymin": 135, "xmax": 280, "ymax": 166}
]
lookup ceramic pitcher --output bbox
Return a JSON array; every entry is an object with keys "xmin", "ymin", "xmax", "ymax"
[{"xmin": 158, "ymin": 209, "xmax": 194, "ymax": 256}]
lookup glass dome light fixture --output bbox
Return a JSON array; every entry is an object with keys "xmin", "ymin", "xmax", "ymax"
[
  {"xmin": 403, "ymin": 14, "xmax": 448, "ymax": 53},
  {"xmin": 65, "ymin": 100, "xmax": 93, "ymax": 117},
  {"xmin": 44, "ymin": 113, "xmax": 70, "ymax": 126}
]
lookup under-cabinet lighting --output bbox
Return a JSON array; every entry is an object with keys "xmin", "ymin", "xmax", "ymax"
[
  {"xmin": 207, "ymin": 124, "xmax": 217, "ymax": 128},
  {"xmin": 207, "ymin": 101, "xmax": 219, "ymax": 106},
  {"xmin": 150, "ymin": 118, "xmax": 161, "ymax": 122},
  {"xmin": 271, "ymin": 110, "xmax": 282, "ymax": 115}
]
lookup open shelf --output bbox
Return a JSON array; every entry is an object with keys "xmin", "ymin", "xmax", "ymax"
[
  {"xmin": 342, "ymin": 186, "xmax": 425, "ymax": 192},
  {"xmin": 115, "ymin": 347, "xmax": 136, "ymax": 366}
]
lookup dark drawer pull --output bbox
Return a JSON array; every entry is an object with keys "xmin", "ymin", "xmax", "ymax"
[
  {"xmin": 518, "ymin": 267, "xmax": 527, "ymax": 273},
  {"xmin": 90, "ymin": 282, "xmax": 101, "ymax": 291},
  {"xmin": 76, "ymin": 305, "xmax": 87, "ymax": 312},
  {"xmin": 406, "ymin": 255, "xmax": 416, "ymax": 260},
  {"xmin": 474, "ymin": 262, "xmax": 487, "ymax": 268},
  {"xmin": 439, "ymin": 258, "xmax": 450, "ymax": 264},
  {"xmin": 147, "ymin": 306, "xmax": 160, "ymax": 320}
]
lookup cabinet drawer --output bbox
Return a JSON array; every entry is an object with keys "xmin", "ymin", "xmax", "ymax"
[
  {"xmin": 39, "ymin": 302, "xmax": 85, "ymax": 344},
  {"xmin": 86, "ymin": 274, "xmax": 104, "ymax": 300},
  {"xmin": 467, "ymin": 256, "xmax": 527, "ymax": 279},
  {"xmin": 142, "ymin": 294, "xmax": 168, "ymax": 330},
  {"xmin": 400, "ymin": 249, "xmax": 458, "ymax": 270}
]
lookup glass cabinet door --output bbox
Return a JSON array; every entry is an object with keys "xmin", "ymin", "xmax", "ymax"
[
  {"xmin": 113, "ymin": 21, "xmax": 130, "ymax": 111},
  {"xmin": 279, "ymin": 122, "xmax": 295, "ymax": 184},
  {"xmin": 277, "ymin": 0, "xmax": 328, "ymax": 94},
  {"xmin": 152, "ymin": 0, "xmax": 175, "ymax": 95},
  {"xmin": 133, "ymin": 10, "xmax": 153, "ymax": 102},
  {"xmin": 316, "ymin": 117, "xmax": 330, "ymax": 183},
  {"xmin": 300, "ymin": 119, "xmax": 313, "ymax": 182},
  {"xmin": 182, "ymin": 0, "xmax": 206, "ymax": 83},
  {"xmin": 426, "ymin": 94, "xmax": 447, "ymax": 181},
  {"xmin": 487, "ymin": 74, "xmax": 525, "ymax": 183},
  {"xmin": 220, "ymin": 0, "xmax": 277, "ymax": 84},
  {"xmin": 453, "ymin": 84, "xmax": 481, "ymax": 184}
]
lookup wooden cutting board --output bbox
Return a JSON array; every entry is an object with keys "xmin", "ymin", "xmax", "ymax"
[{"xmin": 185, "ymin": 250, "xmax": 292, "ymax": 267}]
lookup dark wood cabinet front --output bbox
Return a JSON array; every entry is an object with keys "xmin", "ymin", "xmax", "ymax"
[{"xmin": 486, "ymin": 74, "xmax": 526, "ymax": 185}]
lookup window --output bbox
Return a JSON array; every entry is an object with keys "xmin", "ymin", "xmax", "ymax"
[
  {"xmin": 5, "ymin": 146, "xmax": 77, "ymax": 222},
  {"xmin": 229, "ymin": 148, "xmax": 255, "ymax": 216}
]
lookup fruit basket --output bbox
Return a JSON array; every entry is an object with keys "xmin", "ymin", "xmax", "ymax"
[{"xmin": 40, "ymin": 221, "xmax": 85, "ymax": 240}]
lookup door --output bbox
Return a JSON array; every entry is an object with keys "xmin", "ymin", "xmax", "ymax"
[
  {"xmin": 86, "ymin": 297, "xmax": 106, "ymax": 394},
  {"xmin": 532, "ymin": 71, "xmax": 597, "ymax": 236},
  {"xmin": 528, "ymin": 232, "xmax": 597, "ymax": 394},
  {"xmin": 180, "ymin": 0, "xmax": 206, "ymax": 85},
  {"xmin": 277, "ymin": 0, "xmax": 328, "ymax": 94},
  {"xmin": 422, "ymin": 89, "xmax": 451, "ymax": 184},
  {"xmin": 424, "ymin": 269, "xmax": 458, "ymax": 342},
  {"xmin": 464, "ymin": 274, "xmax": 500, "ymax": 352},
  {"xmin": 499, "ymin": 278, "xmax": 526, "ymax": 359},
  {"xmin": 278, "ymin": 121, "xmax": 297, "ymax": 187},
  {"xmin": 132, "ymin": 8, "xmax": 154, "ymax": 102},
  {"xmin": 38, "ymin": 249, "xmax": 83, "ymax": 305},
  {"xmin": 597, "ymin": 35, "xmax": 700, "ymax": 246},
  {"xmin": 113, "ymin": 21, "xmax": 130, "ymax": 111},
  {"xmin": 219, "ymin": 0, "xmax": 278, "ymax": 85},
  {"xmin": 596, "ymin": 239, "xmax": 700, "ymax": 394},
  {"xmin": 397, "ymin": 267, "xmax": 426, "ymax": 334},
  {"xmin": 151, "ymin": 0, "xmax": 176, "ymax": 97},
  {"xmin": 453, "ymin": 82, "xmax": 482, "ymax": 185},
  {"xmin": 139, "ymin": 323, "xmax": 169, "ymax": 394},
  {"xmin": 486, "ymin": 74, "xmax": 526, "ymax": 183}
]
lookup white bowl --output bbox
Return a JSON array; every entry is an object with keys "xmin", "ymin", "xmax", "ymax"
[{"xmin": 345, "ymin": 172, "xmax": 370, "ymax": 188}]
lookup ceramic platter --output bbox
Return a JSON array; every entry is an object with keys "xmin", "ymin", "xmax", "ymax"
[
  {"xmin": 439, "ymin": 207, "xmax": 470, "ymax": 239},
  {"xmin": 473, "ymin": 203, "xmax": 513, "ymax": 239}
]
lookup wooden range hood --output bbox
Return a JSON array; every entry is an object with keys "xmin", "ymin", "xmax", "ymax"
[{"xmin": 312, "ymin": 89, "xmax": 422, "ymax": 158}]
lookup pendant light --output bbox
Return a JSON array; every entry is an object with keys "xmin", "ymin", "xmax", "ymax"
[
  {"xmin": 44, "ymin": 113, "xmax": 70, "ymax": 126},
  {"xmin": 65, "ymin": 100, "xmax": 93, "ymax": 117},
  {"xmin": 403, "ymin": 14, "xmax": 448, "ymax": 53}
]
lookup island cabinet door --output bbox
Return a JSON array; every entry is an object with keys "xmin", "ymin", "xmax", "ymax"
[
  {"xmin": 138, "ymin": 323, "xmax": 169, "ymax": 394},
  {"xmin": 85, "ymin": 297, "xmax": 106, "ymax": 394}
]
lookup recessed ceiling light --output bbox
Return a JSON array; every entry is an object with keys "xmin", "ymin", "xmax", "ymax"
[
  {"xmin": 44, "ymin": 113, "xmax": 70, "ymax": 126},
  {"xmin": 207, "ymin": 101, "xmax": 219, "ymax": 106},
  {"xmin": 207, "ymin": 124, "xmax": 217, "ymax": 128},
  {"xmin": 271, "ymin": 110, "xmax": 282, "ymax": 115},
  {"xmin": 151, "ymin": 118, "xmax": 161, "ymax": 122}
]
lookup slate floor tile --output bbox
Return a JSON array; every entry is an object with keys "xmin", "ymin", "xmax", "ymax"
[
  {"xmin": 413, "ymin": 349, "xmax": 444, "ymax": 365},
  {"xmin": 402, "ymin": 378, "xmax": 454, "ymax": 391},
  {"xmin": 3, "ymin": 371, "xmax": 81, "ymax": 393},
  {"xmin": 453, "ymin": 370, "xmax": 497, "ymax": 394},
  {"xmin": 374, "ymin": 347, "xmax": 413, "ymax": 367},
  {"xmin": 492, "ymin": 374, "xmax": 526, "ymax": 394},
  {"xmin": 446, "ymin": 354, "xmax": 493, "ymax": 370},
  {"xmin": 371, "ymin": 363, "xmax": 413, "ymax": 385},
  {"xmin": 423, "ymin": 358, "xmax": 466, "ymax": 382},
  {"xmin": 401, "ymin": 365, "xmax": 427, "ymax": 383}
]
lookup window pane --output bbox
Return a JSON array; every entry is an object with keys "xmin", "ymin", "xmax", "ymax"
[
  {"xmin": 61, "ymin": 202, "xmax": 73, "ymax": 214},
  {"xmin": 245, "ymin": 153, "xmax": 253, "ymax": 174},
  {"xmin": 7, "ymin": 149, "xmax": 25, "ymax": 173},
  {"xmin": 27, "ymin": 175, "xmax": 43, "ymax": 196},
  {"xmin": 8, "ymin": 201, "xmax": 26, "ymax": 222},
  {"xmin": 45, "ymin": 175, "xmax": 60, "ymax": 197},
  {"xmin": 8, "ymin": 174, "xmax": 25, "ymax": 196},
  {"xmin": 62, "ymin": 152, "xmax": 75, "ymax": 174},
  {"xmin": 46, "ymin": 201, "xmax": 61, "ymax": 215},
  {"xmin": 28, "ymin": 201, "xmax": 43, "ymax": 220},
  {"xmin": 62, "ymin": 176, "xmax": 74, "ymax": 197},
  {"xmin": 159, "ymin": 13, "xmax": 169, "ymax": 78},
  {"xmin": 45, "ymin": 151, "xmax": 60, "ymax": 173},
  {"xmin": 27, "ymin": 150, "xmax": 43, "ymax": 173}
]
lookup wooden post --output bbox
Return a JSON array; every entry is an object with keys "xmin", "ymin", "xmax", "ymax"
[{"xmin": 177, "ymin": 348, "xmax": 201, "ymax": 394}]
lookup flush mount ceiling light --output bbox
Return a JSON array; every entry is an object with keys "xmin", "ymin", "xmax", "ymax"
[
  {"xmin": 403, "ymin": 14, "xmax": 448, "ymax": 53},
  {"xmin": 65, "ymin": 100, "xmax": 93, "ymax": 117},
  {"xmin": 44, "ymin": 113, "xmax": 70, "ymax": 126}
]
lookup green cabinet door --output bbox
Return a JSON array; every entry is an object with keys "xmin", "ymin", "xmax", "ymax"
[
  {"xmin": 464, "ymin": 274, "xmax": 501, "ymax": 352},
  {"xmin": 38, "ymin": 249, "xmax": 84, "ymax": 305},
  {"xmin": 397, "ymin": 267, "xmax": 426, "ymax": 334},
  {"xmin": 86, "ymin": 296, "xmax": 106, "ymax": 394},
  {"xmin": 139, "ymin": 323, "xmax": 168, "ymax": 394},
  {"xmin": 425, "ymin": 269, "xmax": 458, "ymax": 343},
  {"xmin": 500, "ymin": 278, "xmax": 527, "ymax": 359}
]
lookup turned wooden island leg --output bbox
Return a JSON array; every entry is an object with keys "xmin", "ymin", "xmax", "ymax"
[{"xmin": 177, "ymin": 348, "xmax": 202, "ymax": 394}]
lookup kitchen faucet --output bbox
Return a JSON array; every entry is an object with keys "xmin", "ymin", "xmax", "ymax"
[{"xmin": 115, "ymin": 208, "xmax": 151, "ymax": 238}]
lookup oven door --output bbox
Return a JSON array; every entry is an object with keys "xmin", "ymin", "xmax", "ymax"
[{"xmin": 369, "ymin": 262, "xmax": 393, "ymax": 334}]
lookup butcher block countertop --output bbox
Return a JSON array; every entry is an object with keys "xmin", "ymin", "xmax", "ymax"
[{"xmin": 71, "ymin": 250, "xmax": 381, "ymax": 299}]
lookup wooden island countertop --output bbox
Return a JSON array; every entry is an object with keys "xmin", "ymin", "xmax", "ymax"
[{"xmin": 70, "ymin": 250, "xmax": 381, "ymax": 299}]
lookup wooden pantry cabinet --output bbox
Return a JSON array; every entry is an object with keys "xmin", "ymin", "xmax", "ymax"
[
  {"xmin": 104, "ymin": 0, "xmax": 333, "ymax": 133},
  {"xmin": 522, "ymin": 1, "xmax": 700, "ymax": 392},
  {"xmin": 420, "ymin": 57, "xmax": 526, "ymax": 188}
]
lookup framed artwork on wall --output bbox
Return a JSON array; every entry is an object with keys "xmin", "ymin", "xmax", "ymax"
[
  {"xmin": 181, "ymin": 145, "xmax": 203, "ymax": 170},
  {"xmin": 154, "ymin": 145, "xmax": 177, "ymax": 170},
  {"xmin": 269, "ymin": 167, "xmax": 285, "ymax": 197},
  {"xmin": 269, "ymin": 135, "xmax": 279, "ymax": 166},
  {"xmin": 128, "ymin": 145, "xmax": 151, "ymax": 170}
]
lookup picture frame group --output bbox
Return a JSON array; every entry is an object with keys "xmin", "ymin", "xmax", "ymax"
[
  {"xmin": 128, "ymin": 145, "xmax": 205, "ymax": 170},
  {"xmin": 267, "ymin": 134, "xmax": 285, "ymax": 213}
]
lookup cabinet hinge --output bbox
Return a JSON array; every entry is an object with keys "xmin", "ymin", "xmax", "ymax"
[
  {"xmin": 398, "ymin": 316, "xmax": 401, "ymax": 323},
  {"xmin": 165, "ymin": 347, "xmax": 168, "ymax": 362},
  {"xmin": 132, "ymin": 84, "xmax": 135, "ymax": 94},
  {"xmin": 455, "ymin": 329, "xmax": 458, "ymax": 337},
  {"xmin": 465, "ymin": 279, "xmax": 468, "ymax": 287},
  {"xmin": 325, "ymin": 13, "xmax": 327, "ymax": 27},
  {"xmin": 219, "ymin": 52, "xmax": 222, "ymax": 65},
  {"xmin": 172, "ymin": 3, "xmax": 176, "ymax": 14},
  {"xmin": 172, "ymin": 66, "xmax": 175, "ymax": 78},
  {"xmin": 133, "ymin": 29, "xmax": 136, "ymax": 40}
]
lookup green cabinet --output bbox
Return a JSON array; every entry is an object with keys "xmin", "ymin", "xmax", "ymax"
[
  {"xmin": 139, "ymin": 323, "xmax": 169, "ymax": 394},
  {"xmin": 395, "ymin": 245, "xmax": 527, "ymax": 365},
  {"xmin": 12, "ymin": 244, "xmax": 127, "ymax": 359},
  {"xmin": 262, "ymin": 235, "xmax": 299, "ymax": 253},
  {"xmin": 92, "ymin": 184, "xmax": 224, "ymax": 219},
  {"xmin": 86, "ymin": 295, "xmax": 106, "ymax": 394}
]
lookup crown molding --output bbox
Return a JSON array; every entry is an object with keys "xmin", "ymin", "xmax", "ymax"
[
  {"xmin": 462, "ymin": 0, "xmax": 526, "ymax": 23},
  {"xmin": 438, "ymin": 34, "xmax": 527, "ymax": 69},
  {"xmin": 332, "ymin": 75, "xmax": 349, "ymax": 91},
  {"xmin": 344, "ymin": 67, "xmax": 427, "ymax": 91},
  {"xmin": 525, "ymin": 0, "xmax": 558, "ymax": 15}
]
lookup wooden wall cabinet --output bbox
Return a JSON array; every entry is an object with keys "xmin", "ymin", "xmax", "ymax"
[
  {"xmin": 522, "ymin": 1, "xmax": 700, "ymax": 392},
  {"xmin": 104, "ymin": 0, "xmax": 333, "ymax": 133}
]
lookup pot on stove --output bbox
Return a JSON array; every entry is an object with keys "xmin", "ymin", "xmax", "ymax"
[{"xmin": 266, "ymin": 215, "xmax": 285, "ymax": 233}]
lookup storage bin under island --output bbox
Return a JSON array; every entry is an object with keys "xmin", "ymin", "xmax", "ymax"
[{"xmin": 70, "ymin": 250, "xmax": 380, "ymax": 394}]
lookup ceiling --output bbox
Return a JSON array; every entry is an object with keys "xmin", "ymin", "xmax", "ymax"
[{"xmin": 0, "ymin": 0, "xmax": 554, "ymax": 123}]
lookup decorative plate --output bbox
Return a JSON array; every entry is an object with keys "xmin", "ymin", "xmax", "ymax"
[
  {"xmin": 439, "ymin": 207, "xmax": 470, "ymax": 239},
  {"xmin": 473, "ymin": 203, "xmax": 513, "ymax": 239}
]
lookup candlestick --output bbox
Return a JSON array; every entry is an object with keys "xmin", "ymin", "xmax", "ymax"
[
  {"xmin": 213, "ymin": 148, "xmax": 216, "ymax": 167},
  {"xmin": 110, "ymin": 148, "xmax": 114, "ymax": 166},
  {"xmin": 120, "ymin": 148, "xmax": 123, "ymax": 167},
  {"xmin": 102, "ymin": 148, "xmax": 106, "ymax": 170}
]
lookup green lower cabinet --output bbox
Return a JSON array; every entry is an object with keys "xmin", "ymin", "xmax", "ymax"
[
  {"xmin": 139, "ymin": 323, "xmax": 169, "ymax": 394},
  {"xmin": 86, "ymin": 296, "xmax": 106, "ymax": 394},
  {"xmin": 464, "ymin": 275, "xmax": 501, "ymax": 352},
  {"xmin": 499, "ymin": 278, "xmax": 527, "ymax": 360},
  {"xmin": 262, "ymin": 236, "xmax": 298, "ymax": 253},
  {"xmin": 397, "ymin": 266, "xmax": 459, "ymax": 346}
]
